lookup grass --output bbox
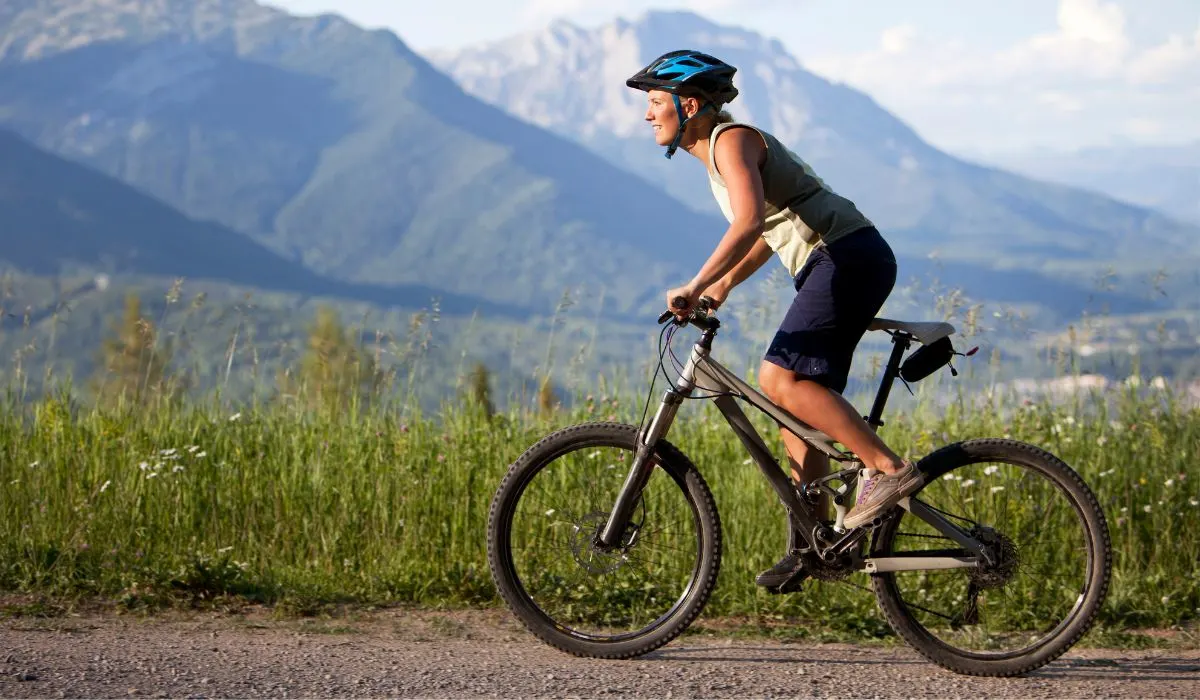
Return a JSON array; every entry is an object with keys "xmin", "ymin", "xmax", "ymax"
[{"xmin": 0, "ymin": 368, "xmax": 1197, "ymax": 643}]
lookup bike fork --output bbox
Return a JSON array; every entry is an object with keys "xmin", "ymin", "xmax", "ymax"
[
  {"xmin": 597, "ymin": 389, "xmax": 683, "ymax": 547},
  {"xmin": 597, "ymin": 342, "xmax": 702, "ymax": 547}
]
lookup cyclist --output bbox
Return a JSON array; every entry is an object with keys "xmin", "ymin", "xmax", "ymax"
[{"xmin": 626, "ymin": 50, "xmax": 922, "ymax": 588}]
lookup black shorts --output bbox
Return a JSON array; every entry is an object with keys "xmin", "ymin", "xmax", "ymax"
[{"xmin": 763, "ymin": 226, "xmax": 897, "ymax": 394}]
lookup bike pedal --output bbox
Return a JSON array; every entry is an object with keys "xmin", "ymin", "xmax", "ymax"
[{"xmin": 771, "ymin": 569, "xmax": 809, "ymax": 595}]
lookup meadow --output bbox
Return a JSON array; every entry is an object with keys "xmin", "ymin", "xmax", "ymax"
[{"xmin": 2, "ymin": 369, "xmax": 1197, "ymax": 641}]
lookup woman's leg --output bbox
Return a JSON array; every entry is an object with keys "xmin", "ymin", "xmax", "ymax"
[
  {"xmin": 754, "ymin": 227, "xmax": 911, "ymax": 587},
  {"xmin": 760, "ymin": 363, "xmax": 904, "ymax": 475},
  {"xmin": 778, "ymin": 426, "xmax": 830, "ymax": 516}
]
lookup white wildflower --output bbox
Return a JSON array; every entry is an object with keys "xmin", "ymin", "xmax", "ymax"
[
  {"xmin": 545, "ymin": 509, "xmax": 555, "ymax": 517},
  {"xmin": 1165, "ymin": 479, "xmax": 1174, "ymax": 487},
  {"xmin": 587, "ymin": 451, "xmax": 600, "ymax": 459},
  {"xmin": 983, "ymin": 466, "xmax": 999, "ymax": 476},
  {"xmin": 138, "ymin": 462, "xmax": 150, "ymax": 471},
  {"xmin": 961, "ymin": 479, "xmax": 976, "ymax": 488},
  {"xmin": 172, "ymin": 465, "xmax": 184, "ymax": 473},
  {"xmin": 742, "ymin": 458, "xmax": 754, "ymax": 465},
  {"xmin": 147, "ymin": 472, "xmax": 159, "ymax": 479},
  {"xmin": 187, "ymin": 445, "xmax": 200, "ymax": 453},
  {"xmin": 1161, "ymin": 595, "xmax": 1170, "ymax": 604},
  {"xmin": 99, "ymin": 480, "xmax": 111, "ymax": 493},
  {"xmin": 160, "ymin": 448, "xmax": 177, "ymax": 456},
  {"xmin": 229, "ymin": 412, "xmax": 242, "ymax": 422},
  {"xmin": 990, "ymin": 486, "xmax": 1005, "ymax": 493},
  {"xmin": 217, "ymin": 546, "xmax": 233, "ymax": 554},
  {"xmin": 1097, "ymin": 436, "xmax": 1108, "ymax": 446},
  {"xmin": 1143, "ymin": 504, "xmax": 1151, "ymax": 513},
  {"xmin": 28, "ymin": 461, "xmax": 39, "ymax": 468},
  {"xmin": 1065, "ymin": 416, "xmax": 1076, "ymax": 425},
  {"xmin": 1189, "ymin": 499, "xmax": 1198, "ymax": 507},
  {"xmin": 195, "ymin": 451, "xmax": 207, "ymax": 459}
]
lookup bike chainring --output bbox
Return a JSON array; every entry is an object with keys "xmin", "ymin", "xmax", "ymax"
[
  {"xmin": 801, "ymin": 551, "xmax": 854, "ymax": 581},
  {"xmin": 967, "ymin": 525, "xmax": 1020, "ymax": 589}
]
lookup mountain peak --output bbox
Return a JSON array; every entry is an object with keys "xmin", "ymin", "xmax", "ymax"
[
  {"xmin": 0, "ymin": 0, "xmax": 284, "ymax": 62},
  {"xmin": 632, "ymin": 9, "xmax": 720, "ymax": 31}
]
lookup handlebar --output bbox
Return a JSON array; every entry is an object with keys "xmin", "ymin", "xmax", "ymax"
[{"xmin": 658, "ymin": 295, "xmax": 721, "ymax": 332}]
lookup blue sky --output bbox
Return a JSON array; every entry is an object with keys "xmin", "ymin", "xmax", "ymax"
[{"xmin": 265, "ymin": 0, "xmax": 1200, "ymax": 156}]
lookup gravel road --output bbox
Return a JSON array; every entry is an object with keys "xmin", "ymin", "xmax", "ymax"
[{"xmin": 1, "ymin": 608, "xmax": 1197, "ymax": 698}]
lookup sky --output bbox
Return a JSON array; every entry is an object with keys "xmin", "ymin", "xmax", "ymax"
[{"xmin": 265, "ymin": 0, "xmax": 1200, "ymax": 158}]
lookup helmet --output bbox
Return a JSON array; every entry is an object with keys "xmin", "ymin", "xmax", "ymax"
[
  {"xmin": 627, "ymin": 50, "xmax": 739, "ymax": 105},
  {"xmin": 626, "ymin": 50, "xmax": 739, "ymax": 159}
]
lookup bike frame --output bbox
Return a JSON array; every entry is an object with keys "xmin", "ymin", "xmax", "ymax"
[{"xmin": 598, "ymin": 311, "xmax": 992, "ymax": 574}]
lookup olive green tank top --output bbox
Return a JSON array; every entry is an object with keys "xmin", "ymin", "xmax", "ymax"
[{"xmin": 706, "ymin": 122, "xmax": 874, "ymax": 277}]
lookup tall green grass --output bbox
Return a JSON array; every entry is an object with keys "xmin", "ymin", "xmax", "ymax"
[{"xmin": 1, "ymin": 379, "xmax": 1197, "ymax": 633}]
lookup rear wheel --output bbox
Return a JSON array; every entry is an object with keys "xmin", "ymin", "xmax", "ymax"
[
  {"xmin": 487, "ymin": 422, "xmax": 721, "ymax": 659},
  {"xmin": 870, "ymin": 439, "xmax": 1111, "ymax": 677}
]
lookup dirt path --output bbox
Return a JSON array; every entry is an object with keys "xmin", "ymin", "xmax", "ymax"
[{"xmin": 1, "ymin": 608, "xmax": 1197, "ymax": 698}]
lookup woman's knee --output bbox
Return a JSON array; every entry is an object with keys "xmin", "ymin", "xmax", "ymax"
[{"xmin": 758, "ymin": 360, "xmax": 790, "ymax": 401}]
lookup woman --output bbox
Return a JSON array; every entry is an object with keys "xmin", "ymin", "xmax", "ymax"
[{"xmin": 626, "ymin": 50, "xmax": 921, "ymax": 588}]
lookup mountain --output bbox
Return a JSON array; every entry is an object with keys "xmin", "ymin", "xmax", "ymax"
[
  {"xmin": 428, "ymin": 11, "xmax": 1200, "ymax": 291},
  {"xmin": 0, "ymin": 0, "xmax": 726, "ymax": 316},
  {"xmin": 0, "ymin": 127, "xmax": 530, "ymax": 317},
  {"xmin": 980, "ymin": 141, "xmax": 1200, "ymax": 226}
]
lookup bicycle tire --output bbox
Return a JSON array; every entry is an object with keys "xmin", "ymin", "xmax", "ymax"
[
  {"xmin": 487, "ymin": 422, "xmax": 722, "ymax": 659},
  {"xmin": 870, "ymin": 438, "xmax": 1112, "ymax": 677}
]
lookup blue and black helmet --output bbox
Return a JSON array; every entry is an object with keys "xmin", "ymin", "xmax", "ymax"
[
  {"xmin": 627, "ymin": 50, "xmax": 739, "ymax": 158},
  {"xmin": 626, "ymin": 49, "xmax": 739, "ymax": 105}
]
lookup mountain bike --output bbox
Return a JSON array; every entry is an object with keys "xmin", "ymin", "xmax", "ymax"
[{"xmin": 487, "ymin": 297, "xmax": 1111, "ymax": 677}]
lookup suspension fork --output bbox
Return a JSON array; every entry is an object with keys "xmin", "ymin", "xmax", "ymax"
[
  {"xmin": 597, "ymin": 336, "xmax": 705, "ymax": 547},
  {"xmin": 596, "ymin": 390, "xmax": 684, "ymax": 547}
]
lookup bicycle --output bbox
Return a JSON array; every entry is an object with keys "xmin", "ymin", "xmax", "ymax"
[{"xmin": 487, "ymin": 296, "xmax": 1111, "ymax": 677}]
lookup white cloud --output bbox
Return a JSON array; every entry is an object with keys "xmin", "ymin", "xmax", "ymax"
[
  {"xmin": 803, "ymin": 0, "xmax": 1200, "ymax": 153},
  {"xmin": 1037, "ymin": 90, "xmax": 1085, "ymax": 114},
  {"xmin": 1127, "ymin": 28, "xmax": 1200, "ymax": 84},
  {"xmin": 880, "ymin": 24, "xmax": 916, "ymax": 54},
  {"xmin": 1058, "ymin": 0, "xmax": 1126, "ymax": 45}
]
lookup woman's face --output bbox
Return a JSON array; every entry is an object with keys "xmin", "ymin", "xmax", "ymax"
[{"xmin": 644, "ymin": 89, "xmax": 691, "ymax": 146}]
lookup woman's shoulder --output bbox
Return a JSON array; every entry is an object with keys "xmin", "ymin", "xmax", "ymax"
[{"xmin": 711, "ymin": 121, "xmax": 769, "ymax": 167}]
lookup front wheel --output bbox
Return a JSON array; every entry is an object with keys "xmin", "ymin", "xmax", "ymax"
[
  {"xmin": 870, "ymin": 438, "xmax": 1111, "ymax": 677},
  {"xmin": 487, "ymin": 422, "xmax": 721, "ymax": 659}
]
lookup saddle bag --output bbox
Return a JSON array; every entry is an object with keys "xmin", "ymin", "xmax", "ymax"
[{"xmin": 900, "ymin": 336, "xmax": 956, "ymax": 382}]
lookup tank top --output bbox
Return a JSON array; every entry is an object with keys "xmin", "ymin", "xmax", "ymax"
[{"xmin": 706, "ymin": 122, "xmax": 874, "ymax": 277}]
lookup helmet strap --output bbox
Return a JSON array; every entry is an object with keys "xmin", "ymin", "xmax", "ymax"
[{"xmin": 665, "ymin": 93, "xmax": 715, "ymax": 160}]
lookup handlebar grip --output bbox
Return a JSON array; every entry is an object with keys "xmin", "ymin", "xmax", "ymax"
[{"xmin": 657, "ymin": 309, "xmax": 674, "ymax": 324}]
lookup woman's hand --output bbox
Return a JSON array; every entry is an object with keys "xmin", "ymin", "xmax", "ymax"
[{"xmin": 666, "ymin": 285, "xmax": 701, "ymax": 320}]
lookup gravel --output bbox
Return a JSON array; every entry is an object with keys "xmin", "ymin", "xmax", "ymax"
[{"xmin": 1, "ymin": 609, "xmax": 1196, "ymax": 698}]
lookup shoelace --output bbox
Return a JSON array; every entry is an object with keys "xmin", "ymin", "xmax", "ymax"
[{"xmin": 856, "ymin": 476, "xmax": 879, "ymax": 506}]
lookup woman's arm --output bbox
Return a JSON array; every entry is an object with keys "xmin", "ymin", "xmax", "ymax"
[
  {"xmin": 687, "ymin": 127, "xmax": 767, "ymax": 291},
  {"xmin": 702, "ymin": 236, "xmax": 774, "ymax": 308}
]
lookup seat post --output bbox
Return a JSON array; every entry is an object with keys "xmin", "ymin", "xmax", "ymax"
[{"xmin": 865, "ymin": 332, "xmax": 912, "ymax": 429}]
